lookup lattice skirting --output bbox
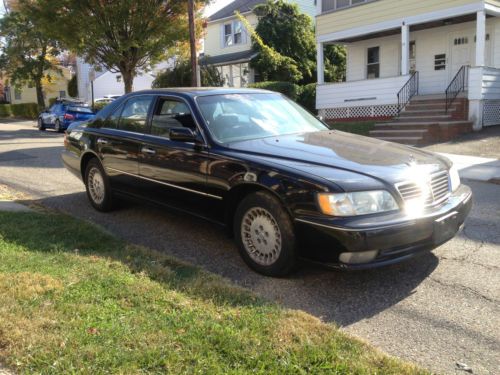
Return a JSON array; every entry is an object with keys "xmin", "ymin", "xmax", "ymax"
[
  {"xmin": 483, "ymin": 100, "xmax": 500, "ymax": 127},
  {"xmin": 319, "ymin": 104, "xmax": 399, "ymax": 120}
]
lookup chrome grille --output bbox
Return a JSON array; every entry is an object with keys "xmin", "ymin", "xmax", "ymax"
[{"xmin": 396, "ymin": 170, "xmax": 450, "ymax": 207}]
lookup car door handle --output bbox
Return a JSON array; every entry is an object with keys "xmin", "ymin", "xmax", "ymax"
[
  {"xmin": 97, "ymin": 138, "xmax": 109, "ymax": 145},
  {"xmin": 141, "ymin": 147, "xmax": 156, "ymax": 156}
]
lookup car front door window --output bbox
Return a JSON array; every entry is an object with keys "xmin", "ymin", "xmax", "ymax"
[
  {"xmin": 151, "ymin": 98, "xmax": 196, "ymax": 138},
  {"xmin": 119, "ymin": 96, "xmax": 154, "ymax": 133}
]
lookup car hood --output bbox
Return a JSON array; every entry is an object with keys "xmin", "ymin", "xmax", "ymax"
[{"xmin": 225, "ymin": 130, "xmax": 450, "ymax": 187}]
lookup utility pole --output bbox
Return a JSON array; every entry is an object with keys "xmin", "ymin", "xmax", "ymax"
[{"xmin": 188, "ymin": 0, "xmax": 199, "ymax": 87}]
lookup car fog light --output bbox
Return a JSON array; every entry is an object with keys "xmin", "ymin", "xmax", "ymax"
[{"xmin": 339, "ymin": 250, "xmax": 379, "ymax": 264}]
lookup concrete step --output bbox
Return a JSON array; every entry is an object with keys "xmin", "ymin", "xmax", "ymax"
[
  {"xmin": 375, "ymin": 120, "xmax": 472, "ymax": 127},
  {"xmin": 397, "ymin": 115, "xmax": 453, "ymax": 122},
  {"xmin": 372, "ymin": 136, "xmax": 423, "ymax": 146},
  {"xmin": 370, "ymin": 129, "xmax": 429, "ymax": 138}
]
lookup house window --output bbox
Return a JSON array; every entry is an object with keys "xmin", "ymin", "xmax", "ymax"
[
  {"xmin": 367, "ymin": 46, "xmax": 380, "ymax": 79},
  {"xmin": 434, "ymin": 54, "xmax": 446, "ymax": 71},
  {"xmin": 322, "ymin": 0, "xmax": 371, "ymax": 12},
  {"xmin": 454, "ymin": 37, "xmax": 469, "ymax": 45},
  {"xmin": 223, "ymin": 21, "xmax": 245, "ymax": 47},
  {"xmin": 224, "ymin": 23, "xmax": 233, "ymax": 46},
  {"xmin": 474, "ymin": 34, "xmax": 490, "ymax": 42},
  {"xmin": 14, "ymin": 88, "xmax": 22, "ymax": 100}
]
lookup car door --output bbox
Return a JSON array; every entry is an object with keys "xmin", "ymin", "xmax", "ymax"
[
  {"xmin": 95, "ymin": 95, "xmax": 155, "ymax": 194},
  {"xmin": 138, "ymin": 96, "xmax": 223, "ymax": 220}
]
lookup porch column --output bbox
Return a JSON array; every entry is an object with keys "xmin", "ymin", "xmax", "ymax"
[
  {"xmin": 317, "ymin": 42, "xmax": 324, "ymax": 84},
  {"xmin": 476, "ymin": 10, "xmax": 486, "ymax": 66},
  {"xmin": 401, "ymin": 23, "xmax": 410, "ymax": 75}
]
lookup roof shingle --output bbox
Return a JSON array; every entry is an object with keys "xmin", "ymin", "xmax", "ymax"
[{"xmin": 208, "ymin": 0, "xmax": 266, "ymax": 22}]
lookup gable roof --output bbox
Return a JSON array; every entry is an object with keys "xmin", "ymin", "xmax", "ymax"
[{"xmin": 208, "ymin": 0, "xmax": 265, "ymax": 22}]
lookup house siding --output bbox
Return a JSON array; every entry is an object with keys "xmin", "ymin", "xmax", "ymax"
[{"xmin": 317, "ymin": 0, "xmax": 480, "ymax": 36}]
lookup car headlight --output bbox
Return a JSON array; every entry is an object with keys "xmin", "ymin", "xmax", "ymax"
[
  {"xmin": 317, "ymin": 190, "xmax": 399, "ymax": 217},
  {"xmin": 449, "ymin": 164, "xmax": 461, "ymax": 192}
]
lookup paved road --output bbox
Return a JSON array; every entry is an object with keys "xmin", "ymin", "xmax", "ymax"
[{"xmin": 1, "ymin": 120, "xmax": 499, "ymax": 375}]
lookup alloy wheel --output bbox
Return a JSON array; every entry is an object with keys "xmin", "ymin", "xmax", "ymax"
[{"xmin": 240, "ymin": 207, "xmax": 282, "ymax": 266}]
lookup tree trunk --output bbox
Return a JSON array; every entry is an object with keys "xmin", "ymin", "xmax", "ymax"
[
  {"xmin": 122, "ymin": 70, "xmax": 134, "ymax": 93},
  {"xmin": 35, "ymin": 80, "xmax": 45, "ymax": 109}
]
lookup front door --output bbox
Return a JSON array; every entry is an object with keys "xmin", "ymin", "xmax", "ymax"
[
  {"xmin": 138, "ymin": 96, "xmax": 222, "ymax": 221},
  {"xmin": 450, "ymin": 34, "xmax": 473, "ymax": 80}
]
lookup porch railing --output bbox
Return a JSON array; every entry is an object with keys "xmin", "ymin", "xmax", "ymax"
[
  {"xmin": 397, "ymin": 71, "xmax": 419, "ymax": 115},
  {"xmin": 445, "ymin": 65, "xmax": 469, "ymax": 113}
]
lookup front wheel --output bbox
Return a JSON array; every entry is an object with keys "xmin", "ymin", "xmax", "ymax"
[
  {"xmin": 234, "ymin": 191, "xmax": 298, "ymax": 277},
  {"xmin": 37, "ymin": 118, "xmax": 45, "ymax": 131},
  {"xmin": 84, "ymin": 158, "xmax": 114, "ymax": 212}
]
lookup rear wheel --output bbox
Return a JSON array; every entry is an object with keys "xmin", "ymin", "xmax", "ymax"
[
  {"xmin": 54, "ymin": 120, "xmax": 62, "ymax": 133},
  {"xmin": 84, "ymin": 158, "xmax": 114, "ymax": 212},
  {"xmin": 37, "ymin": 118, "xmax": 45, "ymax": 131},
  {"xmin": 234, "ymin": 191, "xmax": 298, "ymax": 277}
]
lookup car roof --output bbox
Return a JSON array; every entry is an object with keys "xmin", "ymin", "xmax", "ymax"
[{"xmin": 126, "ymin": 87, "xmax": 273, "ymax": 98}]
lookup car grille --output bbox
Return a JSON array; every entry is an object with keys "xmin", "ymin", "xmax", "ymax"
[{"xmin": 396, "ymin": 170, "xmax": 450, "ymax": 207}]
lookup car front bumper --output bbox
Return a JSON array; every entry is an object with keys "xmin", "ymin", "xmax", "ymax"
[{"xmin": 295, "ymin": 184, "xmax": 473, "ymax": 270}]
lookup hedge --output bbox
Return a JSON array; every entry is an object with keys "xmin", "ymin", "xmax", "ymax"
[
  {"xmin": 249, "ymin": 81, "xmax": 301, "ymax": 101},
  {"xmin": 0, "ymin": 103, "xmax": 41, "ymax": 120},
  {"xmin": 249, "ymin": 81, "xmax": 317, "ymax": 114}
]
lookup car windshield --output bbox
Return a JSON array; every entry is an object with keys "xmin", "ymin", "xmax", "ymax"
[
  {"xmin": 196, "ymin": 93, "xmax": 328, "ymax": 143},
  {"xmin": 68, "ymin": 106, "xmax": 93, "ymax": 114}
]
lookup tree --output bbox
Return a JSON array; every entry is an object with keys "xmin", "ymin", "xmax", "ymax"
[
  {"xmin": 31, "ymin": 0, "xmax": 208, "ymax": 94},
  {"xmin": 68, "ymin": 74, "xmax": 78, "ymax": 98},
  {"xmin": 152, "ymin": 59, "xmax": 224, "ymax": 88},
  {"xmin": 0, "ymin": 10, "xmax": 61, "ymax": 108},
  {"xmin": 249, "ymin": 0, "xmax": 346, "ymax": 84}
]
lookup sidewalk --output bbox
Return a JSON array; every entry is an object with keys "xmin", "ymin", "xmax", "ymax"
[
  {"xmin": 440, "ymin": 152, "xmax": 500, "ymax": 183},
  {"xmin": 0, "ymin": 201, "xmax": 33, "ymax": 213}
]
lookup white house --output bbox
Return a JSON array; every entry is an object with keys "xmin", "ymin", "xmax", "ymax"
[
  {"xmin": 203, "ymin": 0, "xmax": 317, "ymax": 87},
  {"xmin": 75, "ymin": 58, "xmax": 156, "ymax": 104},
  {"xmin": 315, "ymin": 0, "xmax": 500, "ymax": 142}
]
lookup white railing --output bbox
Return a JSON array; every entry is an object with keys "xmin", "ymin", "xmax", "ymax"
[{"xmin": 316, "ymin": 75, "xmax": 411, "ymax": 109}]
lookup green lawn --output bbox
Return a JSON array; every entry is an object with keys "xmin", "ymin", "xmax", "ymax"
[
  {"xmin": 328, "ymin": 121, "xmax": 376, "ymax": 136},
  {"xmin": 0, "ymin": 211, "xmax": 427, "ymax": 374}
]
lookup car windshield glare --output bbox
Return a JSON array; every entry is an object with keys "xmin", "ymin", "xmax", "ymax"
[{"xmin": 196, "ymin": 93, "xmax": 328, "ymax": 143}]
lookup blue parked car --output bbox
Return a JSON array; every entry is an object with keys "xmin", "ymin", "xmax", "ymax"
[{"xmin": 37, "ymin": 99, "xmax": 96, "ymax": 132}]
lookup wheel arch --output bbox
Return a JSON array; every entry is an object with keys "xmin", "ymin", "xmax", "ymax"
[
  {"xmin": 224, "ymin": 182, "xmax": 292, "ymax": 236},
  {"xmin": 80, "ymin": 151, "xmax": 101, "ymax": 180}
]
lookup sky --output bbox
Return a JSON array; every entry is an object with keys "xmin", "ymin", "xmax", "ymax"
[{"xmin": 204, "ymin": 0, "xmax": 234, "ymax": 17}]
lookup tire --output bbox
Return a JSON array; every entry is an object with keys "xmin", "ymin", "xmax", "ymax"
[
  {"xmin": 84, "ymin": 158, "xmax": 114, "ymax": 212},
  {"xmin": 54, "ymin": 120, "xmax": 62, "ymax": 133},
  {"xmin": 37, "ymin": 118, "xmax": 46, "ymax": 131},
  {"xmin": 234, "ymin": 191, "xmax": 298, "ymax": 277}
]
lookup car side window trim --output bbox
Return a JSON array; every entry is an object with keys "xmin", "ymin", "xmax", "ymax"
[{"xmin": 147, "ymin": 95, "xmax": 208, "ymax": 146}]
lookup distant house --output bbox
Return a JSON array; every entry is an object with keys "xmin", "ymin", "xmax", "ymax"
[
  {"xmin": 76, "ymin": 58, "xmax": 156, "ymax": 104},
  {"xmin": 4, "ymin": 66, "xmax": 72, "ymax": 106},
  {"xmin": 202, "ymin": 0, "xmax": 317, "ymax": 87},
  {"xmin": 315, "ymin": 0, "xmax": 500, "ymax": 136}
]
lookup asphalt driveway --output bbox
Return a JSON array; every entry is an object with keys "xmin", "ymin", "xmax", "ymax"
[{"xmin": 0, "ymin": 120, "xmax": 499, "ymax": 375}]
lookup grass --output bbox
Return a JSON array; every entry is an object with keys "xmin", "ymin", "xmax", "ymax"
[
  {"xmin": 328, "ymin": 121, "xmax": 376, "ymax": 136},
  {"xmin": 0, "ymin": 210, "xmax": 428, "ymax": 374}
]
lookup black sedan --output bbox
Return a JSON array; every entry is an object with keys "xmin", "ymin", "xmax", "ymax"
[{"xmin": 62, "ymin": 88, "xmax": 472, "ymax": 276}]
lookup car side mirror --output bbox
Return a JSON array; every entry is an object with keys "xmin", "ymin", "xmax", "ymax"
[{"xmin": 169, "ymin": 127, "xmax": 198, "ymax": 143}]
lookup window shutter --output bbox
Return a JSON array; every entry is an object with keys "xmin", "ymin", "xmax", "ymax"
[{"xmin": 220, "ymin": 23, "xmax": 225, "ymax": 48}]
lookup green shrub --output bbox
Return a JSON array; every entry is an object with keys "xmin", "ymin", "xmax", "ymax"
[
  {"xmin": 297, "ymin": 83, "xmax": 316, "ymax": 114},
  {"xmin": 0, "ymin": 103, "xmax": 40, "ymax": 119},
  {"xmin": 68, "ymin": 74, "xmax": 78, "ymax": 97},
  {"xmin": 249, "ymin": 81, "xmax": 301, "ymax": 100},
  {"xmin": 93, "ymin": 101, "xmax": 109, "ymax": 112},
  {"xmin": 153, "ymin": 59, "xmax": 224, "ymax": 88}
]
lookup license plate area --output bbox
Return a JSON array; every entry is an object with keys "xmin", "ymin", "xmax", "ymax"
[{"xmin": 433, "ymin": 211, "xmax": 460, "ymax": 245}]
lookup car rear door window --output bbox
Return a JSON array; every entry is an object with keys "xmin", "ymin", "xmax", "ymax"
[
  {"xmin": 119, "ymin": 96, "xmax": 154, "ymax": 133},
  {"xmin": 151, "ymin": 98, "xmax": 196, "ymax": 138}
]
